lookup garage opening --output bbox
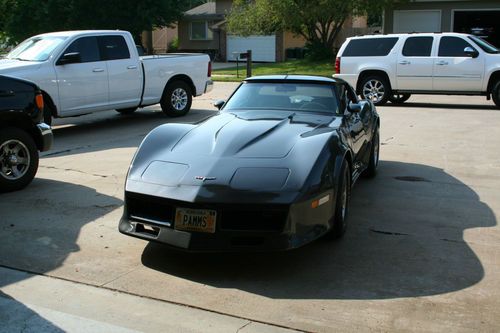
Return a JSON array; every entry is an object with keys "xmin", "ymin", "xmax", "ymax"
[{"xmin": 454, "ymin": 10, "xmax": 500, "ymax": 47}]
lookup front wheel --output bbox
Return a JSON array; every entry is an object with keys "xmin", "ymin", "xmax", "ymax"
[
  {"xmin": 389, "ymin": 93, "xmax": 411, "ymax": 104},
  {"xmin": 324, "ymin": 161, "xmax": 351, "ymax": 240},
  {"xmin": 161, "ymin": 81, "xmax": 193, "ymax": 117},
  {"xmin": 0, "ymin": 127, "xmax": 39, "ymax": 193},
  {"xmin": 360, "ymin": 76, "xmax": 391, "ymax": 106},
  {"xmin": 492, "ymin": 81, "xmax": 500, "ymax": 108},
  {"xmin": 364, "ymin": 128, "xmax": 380, "ymax": 178}
]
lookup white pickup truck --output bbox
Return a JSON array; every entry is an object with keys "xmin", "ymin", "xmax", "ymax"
[{"xmin": 0, "ymin": 30, "xmax": 213, "ymax": 124}]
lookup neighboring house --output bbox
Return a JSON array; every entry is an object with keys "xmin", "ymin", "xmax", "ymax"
[
  {"xmin": 177, "ymin": 0, "xmax": 377, "ymax": 62},
  {"xmin": 384, "ymin": 0, "xmax": 500, "ymax": 47},
  {"xmin": 143, "ymin": 26, "xmax": 178, "ymax": 54}
]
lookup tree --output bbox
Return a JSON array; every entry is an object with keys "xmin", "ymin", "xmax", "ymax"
[
  {"xmin": 0, "ymin": 0, "xmax": 193, "ymax": 43},
  {"xmin": 227, "ymin": 0, "xmax": 401, "ymax": 59}
]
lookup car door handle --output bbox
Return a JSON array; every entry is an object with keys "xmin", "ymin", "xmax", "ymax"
[
  {"xmin": 436, "ymin": 61, "xmax": 449, "ymax": 66},
  {"xmin": 399, "ymin": 60, "xmax": 411, "ymax": 65},
  {"xmin": 0, "ymin": 90, "xmax": 14, "ymax": 97},
  {"xmin": 92, "ymin": 68, "xmax": 105, "ymax": 72},
  {"xmin": 127, "ymin": 65, "xmax": 138, "ymax": 70}
]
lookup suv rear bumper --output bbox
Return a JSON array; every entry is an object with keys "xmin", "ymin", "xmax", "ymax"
[{"xmin": 37, "ymin": 123, "xmax": 53, "ymax": 152}]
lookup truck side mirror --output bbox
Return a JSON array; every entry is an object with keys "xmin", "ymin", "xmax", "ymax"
[
  {"xmin": 214, "ymin": 100, "xmax": 225, "ymax": 110},
  {"xmin": 57, "ymin": 52, "xmax": 81, "ymax": 65},
  {"xmin": 464, "ymin": 47, "xmax": 479, "ymax": 58}
]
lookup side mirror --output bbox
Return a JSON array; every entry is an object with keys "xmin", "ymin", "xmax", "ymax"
[
  {"xmin": 57, "ymin": 52, "xmax": 81, "ymax": 65},
  {"xmin": 464, "ymin": 47, "xmax": 479, "ymax": 58},
  {"xmin": 214, "ymin": 100, "xmax": 225, "ymax": 110},
  {"xmin": 348, "ymin": 102, "xmax": 362, "ymax": 113}
]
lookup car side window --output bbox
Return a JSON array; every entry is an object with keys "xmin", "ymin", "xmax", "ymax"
[
  {"xmin": 438, "ymin": 37, "xmax": 476, "ymax": 57},
  {"xmin": 343, "ymin": 37, "xmax": 399, "ymax": 57},
  {"xmin": 402, "ymin": 37, "xmax": 433, "ymax": 57},
  {"xmin": 63, "ymin": 37, "xmax": 100, "ymax": 63},
  {"xmin": 98, "ymin": 35, "xmax": 130, "ymax": 60}
]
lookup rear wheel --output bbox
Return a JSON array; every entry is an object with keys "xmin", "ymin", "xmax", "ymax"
[
  {"xmin": 0, "ymin": 127, "xmax": 39, "ymax": 192},
  {"xmin": 160, "ymin": 81, "xmax": 192, "ymax": 117},
  {"xmin": 116, "ymin": 107, "xmax": 138, "ymax": 115},
  {"xmin": 360, "ymin": 75, "xmax": 390, "ymax": 106},
  {"xmin": 389, "ymin": 93, "xmax": 411, "ymax": 104},
  {"xmin": 364, "ymin": 127, "xmax": 380, "ymax": 178},
  {"xmin": 325, "ymin": 161, "xmax": 351, "ymax": 240},
  {"xmin": 492, "ymin": 81, "xmax": 500, "ymax": 108}
]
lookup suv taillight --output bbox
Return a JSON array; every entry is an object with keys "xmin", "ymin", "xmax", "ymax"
[
  {"xmin": 335, "ymin": 57, "xmax": 341, "ymax": 74},
  {"xmin": 208, "ymin": 61, "xmax": 212, "ymax": 77}
]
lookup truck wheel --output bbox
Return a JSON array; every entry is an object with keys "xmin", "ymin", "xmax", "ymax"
[
  {"xmin": 161, "ymin": 81, "xmax": 192, "ymax": 117},
  {"xmin": 360, "ymin": 75, "xmax": 390, "ymax": 106},
  {"xmin": 116, "ymin": 108, "xmax": 138, "ymax": 115},
  {"xmin": 389, "ymin": 93, "xmax": 411, "ymax": 104},
  {"xmin": 493, "ymin": 81, "xmax": 500, "ymax": 108},
  {"xmin": 0, "ymin": 127, "xmax": 39, "ymax": 193}
]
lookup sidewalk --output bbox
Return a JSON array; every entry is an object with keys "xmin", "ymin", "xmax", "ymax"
[{"xmin": 0, "ymin": 266, "xmax": 299, "ymax": 333}]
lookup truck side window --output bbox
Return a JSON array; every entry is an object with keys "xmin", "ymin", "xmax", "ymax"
[
  {"xmin": 403, "ymin": 37, "xmax": 433, "ymax": 57},
  {"xmin": 99, "ymin": 36, "xmax": 130, "ymax": 60},
  {"xmin": 438, "ymin": 37, "xmax": 476, "ymax": 57},
  {"xmin": 64, "ymin": 37, "xmax": 100, "ymax": 63}
]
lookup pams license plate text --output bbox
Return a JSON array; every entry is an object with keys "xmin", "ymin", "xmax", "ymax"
[{"xmin": 175, "ymin": 208, "xmax": 217, "ymax": 233}]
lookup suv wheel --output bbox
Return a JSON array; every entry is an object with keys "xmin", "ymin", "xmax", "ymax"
[
  {"xmin": 493, "ymin": 81, "xmax": 500, "ymax": 108},
  {"xmin": 0, "ymin": 127, "xmax": 39, "ymax": 192},
  {"xmin": 389, "ymin": 93, "xmax": 411, "ymax": 104},
  {"xmin": 360, "ymin": 76, "xmax": 390, "ymax": 106}
]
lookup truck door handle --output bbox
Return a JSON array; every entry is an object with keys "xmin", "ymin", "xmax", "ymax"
[
  {"xmin": 436, "ymin": 61, "xmax": 449, "ymax": 66},
  {"xmin": 399, "ymin": 60, "xmax": 411, "ymax": 65},
  {"xmin": 0, "ymin": 90, "xmax": 15, "ymax": 97},
  {"xmin": 93, "ymin": 68, "xmax": 105, "ymax": 72},
  {"xmin": 127, "ymin": 65, "xmax": 138, "ymax": 70}
]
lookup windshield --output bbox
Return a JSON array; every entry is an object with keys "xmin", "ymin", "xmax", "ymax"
[
  {"xmin": 468, "ymin": 36, "xmax": 499, "ymax": 54},
  {"xmin": 6, "ymin": 36, "xmax": 67, "ymax": 61},
  {"xmin": 223, "ymin": 82, "xmax": 340, "ymax": 115}
]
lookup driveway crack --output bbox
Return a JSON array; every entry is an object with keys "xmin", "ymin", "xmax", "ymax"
[{"xmin": 39, "ymin": 165, "xmax": 108, "ymax": 178}]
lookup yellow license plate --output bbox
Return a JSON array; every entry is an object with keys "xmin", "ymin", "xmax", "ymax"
[{"xmin": 175, "ymin": 208, "xmax": 217, "ymax": 233}]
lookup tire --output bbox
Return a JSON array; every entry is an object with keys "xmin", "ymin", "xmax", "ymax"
[
  {"xmin": 389, "ymin": 93, "xmax": 411, "ymax": 104},
  {"xmin": 492, "ymin": 81, "xmax": 500, "ymax": 108},
  {"xmin": 360, "ymin": 75, "xmax": 391, "ymax": 106},
  {"xmin": 325, "ymin": 161, "xmax": 351, "ymax": 240},
  {"xmin": 0, "ymin": 127, "xmax": 39, "ymax": 193},
  {"xmin": 160, "ymin": 81, "xmax": 193, "ymax": 117},
  {"xmin": 364, "ymin": 127, "xmax": 380, "ymax": 178},
  {"xmin": 116, "ymin": 107, "xmax": 138, "ymax": 115}
]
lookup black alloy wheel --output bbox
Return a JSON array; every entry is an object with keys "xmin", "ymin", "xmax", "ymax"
[
  {"xmin": 325, "ymin": 161, "xmax": 351, "ymax": 240},
  {"xmin": 161, "ymin": 81, "xmax": 193, "ymax": 117},
  {"xmin": 364, "ymin": 127, "xmax": 380, "ymax": 178},
  {"xmin": 492, "ymin": 81, "xmax": 500, "ymax": 108},
  {"xmin": 0, "ymin": 127, "xmax": 39, "ymax": 192}
]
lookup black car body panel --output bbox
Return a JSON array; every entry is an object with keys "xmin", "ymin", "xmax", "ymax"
[{"xmin": 120, "ymin": 75, "xmax": 379, "ymax": 251}]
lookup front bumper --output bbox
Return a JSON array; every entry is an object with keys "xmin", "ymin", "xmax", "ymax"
[{"xmin": 36, "ymin": 122, "xmax": 53, "ymax": 152}]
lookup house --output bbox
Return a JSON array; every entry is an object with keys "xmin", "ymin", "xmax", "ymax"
[
  {"xmin": 176, "ymin": 0, "xmax": 376, "ymax": 62},
  {"xmin": 384, "ymin": 0, "xmax": 500, "ymax": 47}
]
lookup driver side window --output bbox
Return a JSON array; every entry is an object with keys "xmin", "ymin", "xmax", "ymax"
[{"xmin": 63, "ymin": 37, "xmax": 101, "ymax": 63}]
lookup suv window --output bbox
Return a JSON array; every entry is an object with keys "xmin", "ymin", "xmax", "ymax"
[
  {"xmin": 343, "ymin": 37, "xmax": 399, "ymax": 57},
  {"xmin": 64, "ymin": 37, "xmax": 100, "ymax": 63},
  {"xmin": 98, "ymin": 36, "xmax": 130, "ymax": 60},
  {"xmin": 402, "ymin": 37, "xmax": 433, "ymax": 57},
  {"xmin": 438, "ymin": 37, "xmax": 475, "ymax": 57}
]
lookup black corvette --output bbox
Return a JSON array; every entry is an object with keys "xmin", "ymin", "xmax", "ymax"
[{"xmin": 119, "ymin": 75, "xmax": 379, "ymax": 251}]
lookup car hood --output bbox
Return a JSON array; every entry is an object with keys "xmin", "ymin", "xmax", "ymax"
[
  {"xmin": 0, "ymin": 59, "xmax": 42, "ymax": 74},
  {"xmin": 170, "ymin": 111, "xmax": 336, "ymax": 159}
]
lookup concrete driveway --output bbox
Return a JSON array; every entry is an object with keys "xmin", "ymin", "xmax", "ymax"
[{"xmin": 1, "ymin": 84, "xmax": 499, "ymax": 332}]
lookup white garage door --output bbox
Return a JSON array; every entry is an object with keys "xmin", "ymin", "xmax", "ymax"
[
  {"xmin": 394, "ymin": 10, "xmax": 442, "ymax": 33},
  {"xmin": 227, "ymin": 35, "xmax": 276, "ymax": 62}
]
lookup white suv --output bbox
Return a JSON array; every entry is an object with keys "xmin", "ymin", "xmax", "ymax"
[{"xmin": 334, "ymin": 33, "xmax": 500, "ymax": 107}]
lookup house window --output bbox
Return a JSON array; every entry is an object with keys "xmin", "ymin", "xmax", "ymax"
[{"xmin": 190, "ymin": 21, "xmax": 213, "ymax": 40}]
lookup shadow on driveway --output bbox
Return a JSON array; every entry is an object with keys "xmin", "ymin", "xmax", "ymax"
[{"xmin": 141, "ymin": 161, "xmax": 496, "ymax": 300}]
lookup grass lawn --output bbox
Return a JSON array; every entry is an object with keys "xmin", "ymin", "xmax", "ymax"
[{"xmin": 212, "ymin": 59, "xmax": 334, "ymax": 82}]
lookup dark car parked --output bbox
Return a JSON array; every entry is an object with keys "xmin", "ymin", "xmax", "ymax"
[
  {"xmin": 120, "ymin": 75, "xmax": 379, "ymax": 252},
  {"xmin": 0, "ymin": 75, "xmax": 53, "ymax": 192}
]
